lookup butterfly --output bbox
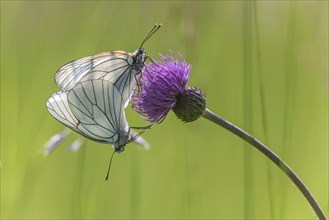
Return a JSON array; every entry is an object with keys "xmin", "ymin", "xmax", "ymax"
[
  {"xmin": 54, "ymin": 24, "xmax": 161, "ymax": 108},
  {"xmin": 47, "ymin": 79, "xmax": 133, "ymax": 152}
]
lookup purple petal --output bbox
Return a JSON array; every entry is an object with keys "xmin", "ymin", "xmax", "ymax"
[{"xmin": 132, "ymin": 53, "xmax": 191, "ymax": 123}]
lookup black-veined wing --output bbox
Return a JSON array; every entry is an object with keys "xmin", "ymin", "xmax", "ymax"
[
  {"xmin": 47, "ymin": 91, "xmax": 81, "ymax": 133},
  {"xmin": 47, "ymin": 79, "xmax": 130, "ymax": 151},
  {"xmin": 55, "ymin": 50, "xmax": 143, "ymax": 108},
  {"xmin": 67, "ymin": 79, "xmax": 130, "ymax": 148},
  {"xmin": 47, "ymin": 90, "xmax": 108, "ymax": 143},
  {"xmin": 55, "ymin": 51, "xmax": 128, "ymax": 90}
]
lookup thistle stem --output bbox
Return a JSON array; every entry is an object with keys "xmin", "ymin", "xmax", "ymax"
[{"xmin": 202, "ymin": 108, "xmax": 326, "ymax": 220}]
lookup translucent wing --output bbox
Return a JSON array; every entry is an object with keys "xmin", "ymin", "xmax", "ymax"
[
  {"xmin": 67, "ymin": 79, "xmax": 130, "ymax": 146},
  {"xmin": 47, "ymin": 91, "xmax": 104, "ymax": 143},
  {"xmin": 46, "ymin": 91, "xmax": 80, "ymax": 131},
  {"xmin": 46, "ymin": 80, "xmax": 130, "ymax": 146},
  {"xmin": 55, "ymin": 51, "xmax": 130, "ymax": 90},
  {"xmin": 55, "ymin": 50, "xmax": 144, "ymax": 108}
]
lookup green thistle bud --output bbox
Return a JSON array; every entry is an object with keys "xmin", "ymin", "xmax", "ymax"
[{"xmin": 173, "ymin": 87, "xmax": 206, "ymax": 123}]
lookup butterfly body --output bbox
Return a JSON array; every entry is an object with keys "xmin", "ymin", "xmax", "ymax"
[{"xmin": 131, "ymin": 48, "xmax": 147, "ymax": 71}]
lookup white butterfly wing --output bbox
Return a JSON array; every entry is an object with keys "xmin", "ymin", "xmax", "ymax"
[
  {"xmin": 47, "ymin": 80, "xmax": 129, "ymax": 145},
  {"xmin": 47, "ymin": 91, "xmax": 106, "ymax": 143},
  {"xmin": 55, "ymin": 50, "xmax": 142, "ymax": 108},
  {"xmin": 67, "ymin": 80, "xmax": 129, "ymax": 145},
  {"xmin": 46, "ymin": 91, "xmax": 79, "ymax": 130},
  {"xmin": 55, "ymin": 51, "xmax": 130, "ymax": 90}
]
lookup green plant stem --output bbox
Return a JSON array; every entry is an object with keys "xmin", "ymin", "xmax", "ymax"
[{"xmin": 202, "ymin": 108, "xmax": 326, "ymax": 220}]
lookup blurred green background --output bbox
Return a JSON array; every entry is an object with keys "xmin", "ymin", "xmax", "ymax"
[{"xmin": 1, "ymin": 1, "xmax": 328, "ymax": 219}]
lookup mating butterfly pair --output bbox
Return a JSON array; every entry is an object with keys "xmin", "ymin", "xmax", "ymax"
[{"xmin": 46, "ymin": 24, "xmax": 161, "ymax": 154}]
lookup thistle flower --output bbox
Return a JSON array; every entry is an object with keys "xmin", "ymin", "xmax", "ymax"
[
  {"xmin": 132, "ymin": 52, "xmax": 326, "ymax": 219},
  {"xmin": 133, "ymin": 53, "xmax": 206, "ymax": 123}
]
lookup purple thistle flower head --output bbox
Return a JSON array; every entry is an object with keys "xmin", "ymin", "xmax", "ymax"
[{"xmin": 133, "ymin": 52, "xmax": 206, "ymax": 123}]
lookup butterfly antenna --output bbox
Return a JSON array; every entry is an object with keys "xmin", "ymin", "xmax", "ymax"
[
  {"xmin": 105, "ymin": 150, "xmax": 116, "ymax": 181},
  {"xmin": 140, "ymin": 23, "xmax": 162, "ymax": 48}
]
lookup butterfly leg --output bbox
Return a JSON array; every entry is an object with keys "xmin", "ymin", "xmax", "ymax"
[
  {"xmin": 147, "ymin": 56, "xmax": 156, "ymax": 64},
  {"xmin": 134, "ymin": 71, "xmax": 142, "ymax": 93},
  {"xmin": 130, "ymin": 124, "xmax": 152, "ymax": 130}
]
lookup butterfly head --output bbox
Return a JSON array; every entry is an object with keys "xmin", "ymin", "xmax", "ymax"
[
  {"xmin": 115, "ymin": 145, "xmax": 125, "ymax": 153},
  {"xmin": 131, "ymin": 23, "xmax": 161, "ymax": 71},
  {"xmin": 132, "ymin": 48, "xmax": 147, "ymax": 71}
]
